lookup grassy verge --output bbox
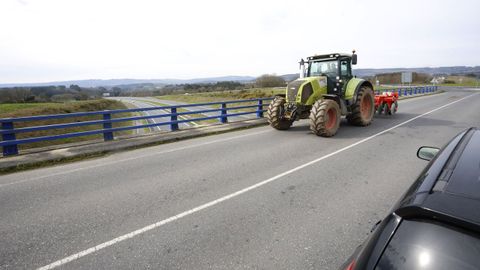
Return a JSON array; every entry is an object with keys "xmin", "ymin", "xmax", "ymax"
[
  {"xmin": 156, "ymin": 88, "xmax": 282, "ymax": 119},
  {"xmin": 440, "ymin": 76, "xmax": 480, "ymax": 87},
  {"xmin": 374, "ymin": 85, "xmax": 400, "ymax": 90},
  {"xmin": 158, "ymin": 87, "xmax": 284, "ymax": 103},
  {"xmin": 0, "ymin": 99, "xmax": 133, "ymax": 150},
  {"xmin": 141, "ymin": 100, "xmax": 219, "ymax": 125}
]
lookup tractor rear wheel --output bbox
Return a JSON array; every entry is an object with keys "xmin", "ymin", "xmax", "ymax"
[
  {"xmin": 347, "ymin": 85, "xmax": 375, "ymax": 126},
  {"xmin": 310, "ymin": 99, "xmax": 341, "ymax": 137},
  {"xmin": 267, "ymin": 97, "xmax": 292, "ymax": 130}
]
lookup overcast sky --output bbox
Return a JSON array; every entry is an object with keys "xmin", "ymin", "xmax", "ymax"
[{"xmin": 1, "ymin": 0, "xmax": 479, "ymax": 83}]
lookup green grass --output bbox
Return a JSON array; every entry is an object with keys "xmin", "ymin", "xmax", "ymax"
[
  {"xmin": 158, "ymin": 87, "xmax": 284, "ymax": 103},
  {"xmin": 155, "ymin": 88, "xmax": 283, "ymax": 121},
  {"xmin": 374, "ymin": 85, "xmax": 400, "ymax": 90},
  {"xmin": 439, "ymin": 75, "xmax": 480, "ymax": 87},
  {"xmin": 0, "ymin": 103, "xmax": 60, "ymax": 114},
  {"xmin": 0, "ymin": 100, "xmax": 133, "ymax": 150},
  {"xmin": 141, "ymin": 100, "xmax": 218, "ymax": 125}
]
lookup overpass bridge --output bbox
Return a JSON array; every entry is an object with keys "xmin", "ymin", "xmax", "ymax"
[{"xmin": 1, "ymin": 87, "xmax": 479, "ymax": 269}]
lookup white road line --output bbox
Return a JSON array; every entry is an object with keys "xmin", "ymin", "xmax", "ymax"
[
  {"xmin": 0, "ymin": 130, "xmax": 271, "ymax": 188},
  {"xmin": 36, "ymin": 93, "xmax": 478, "ymax": 270}
]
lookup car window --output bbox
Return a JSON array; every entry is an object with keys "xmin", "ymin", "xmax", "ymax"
[{"xmin": 375, "ymin": 219, "xmax": 480, "ymax": 270}]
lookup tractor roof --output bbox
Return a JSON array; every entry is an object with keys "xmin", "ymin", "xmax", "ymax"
[{"xmin": 307, "ymin": 53, "xmax": 352, "ymax": 61}]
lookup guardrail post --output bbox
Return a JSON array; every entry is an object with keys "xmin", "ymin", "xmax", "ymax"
[
  {"xmin": 170, "ymin": 107, "xmax": 179, "ymax": 131},
  {"xmin": 1, "ymin": 121, "xmax": 18, "ymax": 156},
  {"xmin": 220, "ymin": 103, "xmax": 228, "ymax": 123},
  {"xmin": 102, "ymin": 112, "xmax": 114, "ymax": 141},
  {"xmin": 257, "ymin": 99, "xmax": 263, "ymax": 118}
]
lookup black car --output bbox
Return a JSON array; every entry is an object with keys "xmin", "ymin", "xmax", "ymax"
[{"xmin": 340, "ymin": 127, "xmax": 480, "ymax": 270}]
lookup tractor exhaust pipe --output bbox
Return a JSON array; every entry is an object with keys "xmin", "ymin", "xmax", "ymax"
[{"xmin": 299, "ymin": 58, "xmax": 305, "ymax": 79}]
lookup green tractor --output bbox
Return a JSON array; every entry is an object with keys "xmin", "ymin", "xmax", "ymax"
[{"xmin": 267, "ymin": 51, "xmax": 375, "ymax": 137}]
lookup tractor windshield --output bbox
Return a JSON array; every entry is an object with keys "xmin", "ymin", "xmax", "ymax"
[{"xmin": 308, "ymin": 60, "xmax": 338, "ymax": 77}]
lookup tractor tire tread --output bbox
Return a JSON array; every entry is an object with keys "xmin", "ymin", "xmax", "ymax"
[
  {"xmin": 267, "ymin": 97, "xmax": 292, "ymax": 130},
  {"xmin": 347, "ymin": 85, "xmax": 374, "ymax": 126},
  {"xmin": 309, "ymin": 99, "xmax": 340, "ymax": 137}
]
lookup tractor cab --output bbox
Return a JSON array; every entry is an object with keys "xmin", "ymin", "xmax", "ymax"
[{"xmin": 300, "ymin": 52, "xmax": 356, "ymax": 96}]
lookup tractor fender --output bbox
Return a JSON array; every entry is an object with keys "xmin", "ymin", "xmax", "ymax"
[{"xmin": 345, "ymin": 78, "xmax": 374, "ymax": 104}]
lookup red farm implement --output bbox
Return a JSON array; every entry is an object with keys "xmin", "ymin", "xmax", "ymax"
[{"xmin": 375, "ymin": 91, "xmax": 398, "ymax": 115}]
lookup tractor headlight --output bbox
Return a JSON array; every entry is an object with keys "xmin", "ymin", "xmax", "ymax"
[{"xmin": 336, "ymin": 76, "xmax": 340, "ymax": 80}]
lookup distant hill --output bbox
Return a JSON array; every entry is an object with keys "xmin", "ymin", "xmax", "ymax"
[
  {"xmin": 1, "ymin": 66, "xmax": 478, "ymax": 88},
  {"xmin": 353, "ymin": 66, "xmax": 480, "ymax": 78},
  {"xmin": 0, "ymin": 76, "xmax": 256, "ymax": 88},
  {"xmin": 281, "ymin": 66, "xmax": 479, "ymax": 82}
]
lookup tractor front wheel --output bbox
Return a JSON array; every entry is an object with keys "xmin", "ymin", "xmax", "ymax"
[
  {"xmin": 347, "ymin": 85, "xmax": 375, "ymax": 126},
  {"xmin": 267, "ymin": 97, "xmax": 293, "ymax": 130},
  {"xmin": 310, "ymin": 99, "xmax": 341, "ymax": 137}
]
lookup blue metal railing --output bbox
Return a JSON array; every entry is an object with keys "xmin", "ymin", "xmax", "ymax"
[
  {"xmin": 374, "ymin": 85, "xmax": 438, "ymax": 96},
  {"xmin": 0, "ymin": 98, "xmax": 272, "ymax": 156},
  {"xmin": 0, "ymin": 86, "xmax": 439, "ymax": 157}
]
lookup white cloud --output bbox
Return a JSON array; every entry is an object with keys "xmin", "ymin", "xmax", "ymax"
[{"xmin": 0, "ymin": 0, "xmax": 479, "ymax": 83}]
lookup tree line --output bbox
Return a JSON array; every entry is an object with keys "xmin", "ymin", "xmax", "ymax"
[
  {"xmin": 0, "ymin": 74, "xmax": 288, "ymax": 102},
  {"xmin": 365, "ymin": 72, "xmax": 433, "ymax": 84},
  {"xmin": 0, "ymin": 85, "xmax": 105, "ymax": 103}
]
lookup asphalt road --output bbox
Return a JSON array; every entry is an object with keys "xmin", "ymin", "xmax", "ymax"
[{"xmin": 1, "ymin": 89, "xmax": 480, "ymax": 269}]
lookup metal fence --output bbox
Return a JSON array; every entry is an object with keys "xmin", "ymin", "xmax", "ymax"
[
  {"xmin": 0, "ymin": 85, "xmax": 438, "ymax": 157},
  {"xmin": 375, "ymin": 85, "xmax": 438, "ymax": 96},
  {"xmin": 0, "ymin": 98, "xmax": 272, "ymax": 157}
]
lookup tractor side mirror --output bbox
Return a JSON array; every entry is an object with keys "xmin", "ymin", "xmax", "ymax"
[
  {"xmin": 351, "ymin": 54, "xmax": 357, "ymax": 65},
  {"xmin": 417, "ymin": 146, "xmax": 440, "ymax": 161},
  {"xmin": 299, "ymin": 58, "xmax": 305, "ymax": 79}
]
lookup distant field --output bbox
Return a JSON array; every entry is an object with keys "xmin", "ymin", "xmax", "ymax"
[
  {"xmin": 139, "ymin": 100, "xmax": 218, "ymax": 125},
  {"xmin": 0, "ymin": 99, "xmax": 133, "ymax": 151},
  {"xmin": 157, "ymin": 87, "xmax": 284, "ymax": 103},
  {"xmin": 374, "ymin": 85, "xmax": 399, "ymax": 90},
  {"xmin": 440, "ymin": 75, "xmax": 480, "ymax": 87},
  {"xmin": 0, "ymin": 103, "xmax": 58, "ymax": 114}
]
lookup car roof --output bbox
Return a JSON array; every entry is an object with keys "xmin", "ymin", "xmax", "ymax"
[{"xmin": 395, "ymin": 127, "xmax": 480, "ymax": 232}]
